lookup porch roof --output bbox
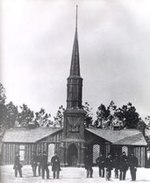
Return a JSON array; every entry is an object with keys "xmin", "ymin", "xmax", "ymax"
[
  {"xmin": 86, "ymin": 128, "xmax": 147, "ymax": 146},
  {"xmin": 2, "ymin": 127, "xmax": 62, "ymax": 143}
]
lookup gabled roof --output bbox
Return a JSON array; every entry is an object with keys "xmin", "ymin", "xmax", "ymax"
[
  {"xmin": 86, "ymin": 128, "xmax": 147, "ymax": 146},
  {"xmin": 2, "ymin": 127, "xmax": 62, "ymax": 143}
]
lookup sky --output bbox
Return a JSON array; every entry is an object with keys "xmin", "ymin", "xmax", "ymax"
[{"xmin": 1, "ymin": 0, "xmax": 150, "ymax": 120}]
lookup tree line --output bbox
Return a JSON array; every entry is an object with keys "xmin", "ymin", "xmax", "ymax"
[
  {"xmin": 0, "ymin": 82, "xmax": 150, "ymax": 137},
  {"xmin": 0, "ymin": 83, "xmax": 65, "ymax": 130}
]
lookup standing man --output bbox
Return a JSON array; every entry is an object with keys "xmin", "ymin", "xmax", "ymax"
[
  {"xmin": 84, "ymin": 154, "xmax": 93, "ymax": 178},
  {"xmin": 128, "ymin": 153, "xmax": 138, "ymax": 181},
  {"xmin": 41, "ymin": 151, "xmax": 49, "ymax": 179},
  {"xmin": 119, "ymin": 151, "xmax": 128, "ymax": 180},
  {"xmin": 96, "ymin": 153, "xmax": 105, "ymax": 177},
  {"xmin": 31, "ymin": 151, "xmax": 37, "ymax": 177},
  {"xmin": 13, "ymin": 152, "xmax": 23, "ymax": 177},
  {"xmin": 37, "ymin": 151, "xmax": 42, "ymax": 176},
  {"xmin": 51, "ymin": 151, "xmax": 61, "ymax": 179},
  {"xmin": 113, "ymin": 153, "xmax": 119, "ymax": 178},
  {"xmin": 105, "ymin": 153, "xmax": 113, "ymax": 181}
]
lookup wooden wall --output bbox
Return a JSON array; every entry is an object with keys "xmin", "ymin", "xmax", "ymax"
[
  {"xmin": 2, "ymin": 143, "xmax": 36, "ymax": 165},
  {"xmin": 2, "ymin": 131, "xmax": 63, "ymax": 165}
]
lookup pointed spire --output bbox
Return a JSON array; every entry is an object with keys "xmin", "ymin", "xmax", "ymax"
[
  {"xmin": 67, "ymin": 5, "xmax": 83, "ymax": 109},
  {"xmin": 75, "ymin": 5, "xmax": 78, "ymax": 30},
  {"xmin": 69, "ymin": 5, "xmax": 80, "ymax": 77}
]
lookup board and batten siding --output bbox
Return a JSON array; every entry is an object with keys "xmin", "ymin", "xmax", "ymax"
[
  {"xmin": 134, "ymin": 146, "xmax": 146, "ymax": 167},
  {"xmin": 2, "ymin": 143, "xmax": 36, "ymax": 165},
  {"xmin": 2, "ymin": 131, "xmax": 63, "ymax": 165}
]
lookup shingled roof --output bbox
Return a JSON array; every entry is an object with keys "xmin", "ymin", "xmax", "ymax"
[
  {"xmin": 86, "ymin": 128, "xmax": 147, "ymax": 146},
  {"xmin": 2, "ymin": 127, "xmax": 62, "ymax": 143}
]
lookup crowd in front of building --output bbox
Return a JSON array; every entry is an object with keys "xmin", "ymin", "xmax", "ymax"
[
  {"xmin": 84, "ymin": 151, "xmax": 138, "ymax": 181},
  {"xmin": 13, "ymin": 150, "xmax": 138, "ymax": 181},
  {"xmin": 13, "ymin": 151, "xmax": 61, "ymax": 180}
]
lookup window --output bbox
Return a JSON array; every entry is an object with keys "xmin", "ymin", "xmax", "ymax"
[
  {"xmin": 122, "ymin": 146, "xmax": 128, "ymax": 156},
  {"xmin": 19, "ymin": 145, "xmax": 25, "ymax": 161},
  {"xmin": 93, "ymin": 144, "xmax": 100, "ymax": 163},
  {"xmin": 48, "ymin": 144, "xmax": 55, "ymax": 162}
]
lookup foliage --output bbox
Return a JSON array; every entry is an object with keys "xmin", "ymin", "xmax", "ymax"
[
  {"xmin": 0, "ymin": 83, "xmax": 6, "ymax": 105},
  {"xmin": 95, "ymin": 103, "xmax": 109, "ymax": 128},
  {"xmin": 34, "ymin": 108, "xmax": 53, "ymax": 127},
  {"xmin": 137, "ymin": 118, "xmax": 146, "ymax": 135},
  {"xmin": 53, "ymin": 105, "xmax": 65, "ymax": 127},
  {"xmin": 144, "ymin": 116, "xmax": 150, "ymax": 146},
  {"xmin": 17, "ymin": 104, "xmax": 34, "ymax": 127},
  {"xmin": 4, "ymin": 102, "xmax": 18, "ymax": 128},
  {"xmin": 0, "ymin": 83, "xmax": 6, "ymax": 129},
  {"xmin": 82, "ymin": 102, "xmax": 93, "ymax": 128},
  {"xmin": 95, "ymin": 101, "xmax": 141, "ymax": 130}
]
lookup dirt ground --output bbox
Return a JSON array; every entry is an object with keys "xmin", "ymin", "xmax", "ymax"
[{"xmin": 1, "ymin": 165, "xmax": 150, "ymax": 183}]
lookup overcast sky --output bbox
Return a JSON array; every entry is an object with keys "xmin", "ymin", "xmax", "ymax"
[{"xmin": 1, "ymin": 0, "xmax": 150, "ymax": 119}]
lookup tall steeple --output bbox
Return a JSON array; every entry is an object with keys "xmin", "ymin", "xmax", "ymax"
[
  {"xmin": 70, "ymin": 5, "xmax": 80, "ymax": 77},
  {"xmin": 67, "ymin": 5, "xmax": 83, "ymax": 109},
  {"xmin": 62, "ymin": 6, "xmax": 85, "ymax": 167}
]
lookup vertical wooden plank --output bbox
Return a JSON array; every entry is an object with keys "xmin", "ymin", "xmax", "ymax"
[
  {"xmin": 10, "ymin": 144, "xmax": 12, "ymax": 164},
  {"xmin": 12, "ymin": 144, "xmax": 15, "ymax": 164},
  {"xmin": 6, "ymin": 144, "xmax": 8, "ymax": 164},
  {"xmin": 27, "ymin": 144, "xmax": 29, "ymax": 164},
  {"xmin": 3, "ymin": 144, "xmax": 5, "ymax": 164},
  {"xmin": 141, "ymin": 147, "xmax": 145, "ymax": 167}
]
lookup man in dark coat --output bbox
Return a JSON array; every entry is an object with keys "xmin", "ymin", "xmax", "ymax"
[
  {"xmin": 128, "ymin": 153, "xmax": 138, "ymax": 181},
  {"xmin": 84, "ymin": 154, "xmax": 93, "ymax": 178},
  {"xmin": 51, "ymin": 152, "xmax": 60, "ymax": 179},
  {"xmin": 119, "ymin": 151, "xmax": 128, "ymax": 180},
  {"xmin": 31, "ymin": 152, "xmax": 37, "ymax": 177},
  {"xmin": 105, "ymin": 153, "xmax": 113, "ymax": 181},
  {"xmin": 113, "ymin": 153, "xmax": 119, "ymax": 178},
  {"xmin": 37, "ymin": 152, "xmax": 42, "ymax": 176},
  {"xmin": 13, "ymin": 152, "xmax": 22, "ymax": 177},
  {"xmin": 41, "ymin": 151, "xmax": 49, "ymax": 179},
  {"xmin": 96, "ymin": 153, "xmax": 105, "ymax": 177}
]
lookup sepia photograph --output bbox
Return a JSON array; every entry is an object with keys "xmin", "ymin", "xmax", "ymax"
[{"xmin": 1, "ymin": 0, "xmax": 150, "ymax": 182}]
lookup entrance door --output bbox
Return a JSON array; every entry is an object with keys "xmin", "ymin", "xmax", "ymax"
[{"xmin": 67, "ymin": 144, "xmax": 78, "ymax": 166}]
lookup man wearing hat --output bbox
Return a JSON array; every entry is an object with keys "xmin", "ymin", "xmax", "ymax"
[
  {"xmin": 31, "ymin": 151, "xmax": 37, "ymax": 177},
  {"xmin": 119, "ymin": 151, "xmax": 128, "ymax": 180},
  {"xmin": 51, "ymin": 151, "xmax": 61, "ymax": 179},
  {"xmin": 128, "ymin": 153, "xmax": 138, "ymax": 181},
  {"xmin": 41, "ymin": 151, "xmax": 49, "ymax": 179},
  {"xmin": 13, "ymin": 152, "xmax": 23, "ymax": 177},
  {"xmin": 105, "ymin": 153, "xmax": 113, "ymax": 181}
]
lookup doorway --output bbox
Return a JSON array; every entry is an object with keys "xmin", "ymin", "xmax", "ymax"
[{"xmin": 67, "ymin": 144, "xmax": 78, "ymax": 166}]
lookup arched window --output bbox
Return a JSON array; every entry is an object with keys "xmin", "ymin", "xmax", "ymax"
[
  {"xmin": 93, "ymin": 144, "xmax": 100, "ymax": 163},
  {"xmin": 48, "ymin": 144, "xmax": 55, "ymax": 162},
  {"xmin": 19, "ymin": 145, "xmax": 25, "ymax": 161},
  {"xmin": 122, "ymin": 146, "xmax": 128, "ymax": 156}
]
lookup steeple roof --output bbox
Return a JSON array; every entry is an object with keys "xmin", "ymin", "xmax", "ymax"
[{"xmin": 69, "ymin": 5, "xmax": 80, "ymax": 77}]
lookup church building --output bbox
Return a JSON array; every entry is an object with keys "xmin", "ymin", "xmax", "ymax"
[{"xmin": 2, "ymin": 6, "xmax": 147, "ymax": 167}]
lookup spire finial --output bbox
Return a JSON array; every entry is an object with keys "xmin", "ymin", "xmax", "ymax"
[{"xmin": 76, "ymin": 5, "xmax": 78, "ymax": 30}]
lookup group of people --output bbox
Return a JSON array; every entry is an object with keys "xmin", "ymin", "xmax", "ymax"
[
  {"xmin": 13, "ymin": 151, "xmax": 61, "ymax": 179},
  {"xmin": 14, "ymin": 150, "xmax": 138, "ymax": 181},
  {"xmin": 85, "ymin": 151, "xmax": 138, "ymax": 181}
]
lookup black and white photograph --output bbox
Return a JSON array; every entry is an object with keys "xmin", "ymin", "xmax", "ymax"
[{"xmin": 1, "ymin": 0, "xmax": 150, "ymax": 182}]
